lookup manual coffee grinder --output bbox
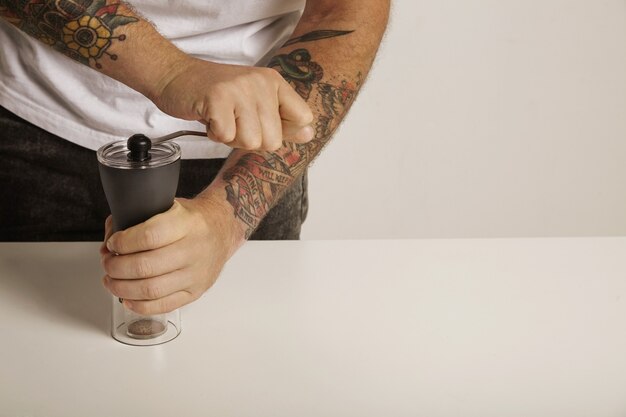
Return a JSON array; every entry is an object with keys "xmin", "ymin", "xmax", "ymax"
[{"xmin": 97, "ymin": 130, "xmax": 205, "ymax": 345}]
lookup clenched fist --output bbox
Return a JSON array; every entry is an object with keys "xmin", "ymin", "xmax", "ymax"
[
  {"xmin": 153, "ymin": 57, "xmax": 315, "ymax": 151},
  {"xmin": 100, "ymin": 197, "xmax": 243, "ymax": 315}
]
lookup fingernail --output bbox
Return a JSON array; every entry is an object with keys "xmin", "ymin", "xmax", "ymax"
[
  {"xmin": 123, "ymin": 300, "xmax": 133, "ymax": 309},
  {"xmin": 106, "ymin": 238, "xmax": 114, "ymax": 252}
]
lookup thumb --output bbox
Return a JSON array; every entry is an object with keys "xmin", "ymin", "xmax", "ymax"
[
  {"xmin": 282, "ymin": 121, "xmax": 315, "ymax": 144},
  {"xmin": 277, "ymin": 82, "xmax": 314, "ymax": 127}
]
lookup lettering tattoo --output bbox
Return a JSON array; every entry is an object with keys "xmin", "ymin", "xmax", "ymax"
[
  {"xmin": 223, "ymin": 29, "xmax": 360, "ymax": 238},
  {"xmin": 0, "ymin": 0, "xmax": 137, "ymax": 68}
]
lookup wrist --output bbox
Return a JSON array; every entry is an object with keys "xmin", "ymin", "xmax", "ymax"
[
  {"xmin": 94, "ymin": 17, "xmax": 189, "ymax": 101},
  {"xmin": 147, "ymin": 55, "xmax": 221, "ymax": 114},
  {"xmin": 143, "ymin": 49, "xmax": 191, "ymax": 104},
  {"xmin": 194, "ymin": 185, "xmax": 248, "ymax": 256}
]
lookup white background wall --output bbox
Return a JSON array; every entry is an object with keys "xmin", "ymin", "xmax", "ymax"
[{"xmin": 302, "ymin": 0, "xmax": 626, "ymax": 239}]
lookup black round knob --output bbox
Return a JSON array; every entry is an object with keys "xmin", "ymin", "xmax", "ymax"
[{"xmin": 127, "ymin": 134, "xmax": 152, "ymax": 162}]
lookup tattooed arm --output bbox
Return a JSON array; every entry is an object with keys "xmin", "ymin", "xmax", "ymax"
[
  {"xmin": 0, "ymin": 1, "xmax": 177, "ymax": 106},
  {"xmin": 0, "ymin": 0, "xmax": 313, "ymax": 149},
  {"xmin": 100, "ymin": 0, "xmax": 390, "ymax": 315},
  {"xmin": 200, "ymin": 1, "xmax": 391, "ymax": 239}
]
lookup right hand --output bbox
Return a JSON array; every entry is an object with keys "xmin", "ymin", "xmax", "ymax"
[{"xmin": 152, "ymin": 57, "xmax": 315, "ymax": 151}]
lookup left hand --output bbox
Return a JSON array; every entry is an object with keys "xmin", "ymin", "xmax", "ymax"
[{"xmin": 99, "ymin": 197, "xmax": 243, "ymax": 315}]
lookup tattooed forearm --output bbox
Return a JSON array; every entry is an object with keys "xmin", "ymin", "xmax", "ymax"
[
  {"xmin": 0, "ymin": 0, "xmax": 137, "ymax": 67},
  {"xmin": 222, "ymin": 30, "xmax": 361, "ymax": 238}
]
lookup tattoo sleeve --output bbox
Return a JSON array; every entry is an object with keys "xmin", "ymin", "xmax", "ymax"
[
  {"xmin": 0, "ymin": 0, "xmax": 138, "ymax": 67},
  {"xmin": 217, "ymin": 3, "xmax": 390, "ymax": 239},
  {"xmin": 222, "ymin": 40, "xmax": 360, "ymax": 237},
  {"xmin": 0, "ymin": 0, "xmax": 187, "ymax": 110}
]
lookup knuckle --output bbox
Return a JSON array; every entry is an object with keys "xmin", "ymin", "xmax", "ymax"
[
  {"xmin": 131, "ymin": 302, "xmax": 150, "ymax": 316},
  {"xmin": 141, "ymin": 282, "xmax": 161, "ymax": 300},
  {"xmin": 268, "ymin": 67, "xmax": 282, "ymax": 80},
  {"xmin": 300, "ymin": 109, "xmax": 314, "ymax": 125},
  {"xmin": 271, "ymin": 141, "xmax": 284, "ymax": 151},
  {"xmin": 141, "ymin": 227, "xmax": 159, "ymax": 249},
  {"xmin": 214, "ymin": 129, "xmax": 235, "ymax": 143},
  {"xmin": 262, "ymin": 139, "xmax": 282, "ymax": 152},
  {"xmin": 106, "ymin": 279, "xmax": 120, "ymax": 297},
  {"xmin": 190, "ymin": 208, "xmax": 208, "ymax": 227},
  {"xmin": 252, "ymin": 134, "xmax": 263, "ymax": 149},
  {"xmin": 259, "ymin": 67, "xmax": 278, "ymax": 80},
  {"xmin": 111, "ymin": 234, "xmax": 126, "ymax": 254},
  {"xmin": 251, "ymin": 69, "xmax": 269, "ymax": 82},
  {"xmin": 241, "ymin": 136, "xmax": 262, "ymax": 150},
  {"xmin": 210, "ymin": 82, "xmax": 230, "ymax": 100},
  {"xmin": 155, "ymin": 298, "xmax": 172, "ymax": 314},
  {"xmin": 234, "ymin": 74, "xmax": 253, "ymax": 91},
  {"xmin": 305, "ymin": 113, "xmax": 314, "ymax": 125},
  {"xmin": 183, "ymin": 292, "xmax": 200, "ymax": 309},
  {"xmin": 102, "ymin": 256, "xmax": 115, "ymax": 275},
  {"xmin": 249, "ymin": 71, "xmax": 273, "ymax": 90},
  {"xmin": 134, "ymin": 256, "xmax": 153, "ymax": 278}
]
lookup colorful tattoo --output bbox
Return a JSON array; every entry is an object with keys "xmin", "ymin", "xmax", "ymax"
[
  {"xmin": 223, "ymin": 153, "xmax": 293, "ymax": 234},
  {"xmin": 0, "ymin": 0, "xmax": 137, "ymax": 67},
  {"xmin": 223, "ymin": 29, "xmax": 360, "ymax": 238},
  {"xmin": 268, "ymin": 49, "xmax": 323, "ymax": 100}
]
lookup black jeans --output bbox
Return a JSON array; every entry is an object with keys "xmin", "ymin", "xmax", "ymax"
[{"xmin": 0, "ymin": 106, "xmax": 308, "ymax": 241}]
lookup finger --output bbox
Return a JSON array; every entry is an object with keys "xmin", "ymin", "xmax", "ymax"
[
  {"xmin": 102, "ymin": 240, "xmax": 190, "ymax": 279},
  {"xmin": 281, "ymin": 122, "xmax": 315, "ymax": 144},
  {"xmin": 107, "ymin": 200, "xmax": 188, "ymax": 255},
  {"xmin": 257, "ymin": 101, "xmax": 283, "ymax": 151},
  {"xmin": 103, "ymin": 269, "xmax": 192, "ymax": 301},
  {"xmin": 100, "ymin": 215, "xmax": 113, "ymax": 256},
  {"xmin": 277, "ymin": 82, "xmax": 314, "ymax": 126},
  {"xmin": 233, "ymin": 105, "xmax": 263, "ymax": 150},
  {"xmin": 205, "ymin": 105, "xmax": 236, "ymax": 145},
  {"xmin": 123, "ymin": 290, "xmax": 196, "ymax": 315}
]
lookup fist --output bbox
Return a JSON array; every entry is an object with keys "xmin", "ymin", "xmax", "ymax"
[
  {"xmin": 99, "ymin": 198, "xmax": 242, "ymax": 315},
  {"xmin": 154, "ymin": 57, "xmax": 315, "ymax": 151}
]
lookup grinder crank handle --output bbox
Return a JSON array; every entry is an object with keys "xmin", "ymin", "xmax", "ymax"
[{"xmin": 151, "ymin": 130, "xmax": 206, "ymax": 144}]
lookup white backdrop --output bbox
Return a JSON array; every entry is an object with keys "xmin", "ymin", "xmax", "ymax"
[{"xmin": 302, "ymin": 0, "xmax": 626, "ymax": 239}]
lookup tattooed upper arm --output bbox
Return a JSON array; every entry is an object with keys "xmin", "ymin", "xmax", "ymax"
[{"xmin": 0, "ymin": 0, "xmax": 138, "ymax": 67}]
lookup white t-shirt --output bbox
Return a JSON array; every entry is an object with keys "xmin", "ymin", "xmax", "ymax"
[{"xmin": 0, "ymin": 0, "xmax": 304, "ymax": 159}]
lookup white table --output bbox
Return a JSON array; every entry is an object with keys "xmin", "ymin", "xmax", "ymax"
[{"xmin": 1, "ymin": 238, "xmax": 626, "ymax": 417}]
